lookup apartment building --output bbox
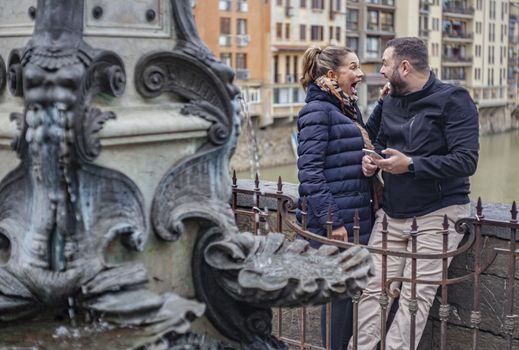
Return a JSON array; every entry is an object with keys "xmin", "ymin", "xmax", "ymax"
[
  {"xmin": 269, "ymin": 0, "xmax": 347, "ymax": 125},
  {"xmin": 192, "ymin": 0, "xmax": 271, "ymax": 123},
  {"xmin": 399, "ymin": 0, "xmax": 516, "ymax": 128}
]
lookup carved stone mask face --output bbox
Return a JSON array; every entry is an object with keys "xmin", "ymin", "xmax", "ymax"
[{"xmin": 23, "ymin": 61, "xmax": 85, "ymax": 108}]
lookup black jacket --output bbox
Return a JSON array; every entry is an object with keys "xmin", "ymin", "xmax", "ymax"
[
  {"xmin": 376, "ymin": 72, "xmax": 479, "ymax": 218},
  {"xmin": 296, "ymin": 83, "xmax": 382, "ymax": 244}
]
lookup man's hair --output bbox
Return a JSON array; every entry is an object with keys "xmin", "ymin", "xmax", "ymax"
[{"xmin": 386, "ymin": 37, "xmax": 429, "ymax": 72}]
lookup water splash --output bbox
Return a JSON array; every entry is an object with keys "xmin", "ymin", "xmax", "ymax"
[{"xmin": 239, "ymin": 90, "xmax": 261, "ymax": 178}]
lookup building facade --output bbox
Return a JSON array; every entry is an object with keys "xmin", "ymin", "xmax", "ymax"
[{"xmin": 193, "ymin": 0, "xmax": 519, "ymax": 131}]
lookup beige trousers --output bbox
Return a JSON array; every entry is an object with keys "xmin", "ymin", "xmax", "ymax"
[{"xmin": 349, "ymin": 204, "xmax": 470, "ymax": 350}]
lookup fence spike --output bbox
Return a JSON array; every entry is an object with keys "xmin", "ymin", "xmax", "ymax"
[
  {"xmin": 232, "ymin": 169, "xmax": 237, "ymax": 187},
  {"xmin": 411, "ymin": 217, "xmax": 418, "ymax": 234},
  {"xmin": 354, "ymin": 209, "xmax": 360, "ymax": 226},
  {"xmin": 254, "ymin": 172, "xmax": 260, "ymax": 190},
  {"xmin": 511, "ymin": 201, "xmax": 517, "ymax": 222},
  {"xmin": 327, "ymin": 205, "xmax": 333, "ymax": 222},
  {"xmin": 277, "ymin": 176, "xmax": 283, "ymax": 194},
  {"xmin": 442, "ymin": 214, "xmax": 449, "ymax": 231},
  {"xmin": 476, "ymin": 197, "xmax": 483, "ymax": 217},
  {"xmin": 382, "ymin": 214, "xmax": 388, "ymax": 231}
]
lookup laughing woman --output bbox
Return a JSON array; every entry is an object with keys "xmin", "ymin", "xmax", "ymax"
[{"xmin": 296, "ymin": 46, "xmax": 386, "ymax": 349}]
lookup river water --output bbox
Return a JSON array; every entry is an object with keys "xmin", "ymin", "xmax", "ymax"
[{"xmin": 238, "ymin": 130, "xmax": 519, "ymax": 205}]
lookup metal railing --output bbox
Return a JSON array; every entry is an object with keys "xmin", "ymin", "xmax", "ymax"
[{"xmin": 231, "ymin": 173, "xmax": 519, "ymax": 350}]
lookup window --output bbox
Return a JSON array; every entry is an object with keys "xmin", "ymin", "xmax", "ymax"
[
  {"xmin": 336, "ymin": 26, "xmax": 341, "ymax": 42},
  {"xmin": 277, "ymin": 0, "xmax": 283, "ymax": 5},
  {"xmin": 300, "ymin": 0, "xmax": 306, "ymax": 7},
  {"xmin": 276, "ymin": 23, "xmax": 283, "ymax": 39},
  {"xmin": 380, "ymin": 12, "xmax": 394, "ymax": 32},
  {"xmin": 311, "ymin": 0, "xmax": 324, "ymax": 9},
  {"xmin": 293, "ymin": 55, "xmax": 299, "ymax": 81},
  {"xmin": 475, "ymin": 45, "xmax": 481, "ymax": 57},
  {"xmin": 347, "ymin": 9, "xmax": 359, "ymax": 31},
  {"xmin": 347, "ymin": 37, "xmax": 359, "ymax": 51},
  {"xmin": 285, "ymin": 23, "xmax": 291, "ymax": 39},
  {"xmin": 329, "ymin": 26, "xmax": 334, "ymax": 41},
  {"xmin": 432, "ymin": 18, "xmax": 439, "ymax": 31},
  {"xmin": 237, "ymin": 18, "xmax": 247, "ymax": 35},
  {"xmin": 220, "ymin": 17, "xmax": 231, "ymax": 34},
  {"xmin": 273, "ymin": 55, "xmax": 279, "ymax": 83},
  {"xmin": 310, "ymin": 25, "xmax": 324, "ymax": 40},
  {"xmin": 476, "ymin": 0, "xmax": 482, "ymax": 10},
  {"xmin": 236, "ymin": 53, "xmax": 247, "ymax": 69},
  {"xmin": 300, "ymin": 24, "xmax": 307, "ymax": 40},
  {"xmin": 220, "ymin": 53, "xmax": 232, "ymax": 67},
  {"xmin": 366, "ymin": 36, "xmax": 380, "ymax": 58},
  {"xmin": 219, "ymin": 17, "xmax": 231, "ymax": 46},
  {"xmin": 367, "ymin": 10, "xmax": 379, "ymax": 31},
  {"xmin": 476, "ymin": 22, "xmax": 481, "ymax": 34},
  {"xmin": 245, "ymin": 88, "xmax": 261, "ymax": 104}
]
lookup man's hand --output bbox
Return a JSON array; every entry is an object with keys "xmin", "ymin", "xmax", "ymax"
[
  {"xmin": 331, "ymin": 226, "xmax": 348, "ymax": 241},
  {"xmin": 362, "ymin": 155, "xmax": 378, "ymax": 177},
  {"xmin": 371, "ymin": 148, "xmax": 412, "ymax": 175}
]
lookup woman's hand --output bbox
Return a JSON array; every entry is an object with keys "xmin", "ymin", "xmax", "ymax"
[
  {"xmin": 379, "ymin": 82, "xmax": 391, "ymax": 101},
  {"xmin": 331, "ymin": 226, "xmax": 348, "ymax": 241},
  {"xmin": 362, "ymin": 155, "xmax": 378, "ymax": 177}
]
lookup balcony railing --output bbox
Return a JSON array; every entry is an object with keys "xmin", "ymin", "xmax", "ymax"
[
  {"xmin": 442, "ymin": 55, "xmax": 473, "ymax": 63},
  {"xmin": 419, "ymin": 29, "xmax": 430, "ymax": 38},
  {"xmin": 443, "ymin": 4, "xmax": 475, "ymax": 16},
  {"xmin": 347, "ymin": 22, "xmax": 359, "ymax": 31},
  {"xmin": 443, "ymin": 31, "xmax": 473, "ymax": 40},
  {"xmin": 235, "ymin": 68, "xmax": 250, "ymax": 81},
  {"xmin": 236, "ymin": 34, "xmax": 250, "ymax": 47},
  {"xmin": 219, "ymin": 34, "xmax": 232, "ymax": 47},
  {"xmin": 218, "ymin": 0, "xmax": 231, "ymax": 11}
]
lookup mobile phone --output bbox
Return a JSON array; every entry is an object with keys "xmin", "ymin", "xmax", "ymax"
[{"xmin": 362, "ymin": 148, "xmax": 383, "ymax": 159}]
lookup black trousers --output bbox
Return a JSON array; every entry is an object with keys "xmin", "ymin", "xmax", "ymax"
[{"xmin": 321, "ymin": 297, "xmax": 354, "ymax": 350}]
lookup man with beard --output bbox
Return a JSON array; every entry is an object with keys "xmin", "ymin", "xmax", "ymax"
[{"xmin": 349, "ymin": 37, "xmax": 479, "ymax": 349}]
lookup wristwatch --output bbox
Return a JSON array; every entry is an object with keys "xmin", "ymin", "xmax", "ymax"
[{"xmin": 408, "ymin": 158, "xmax": 415, "ymax": 173}]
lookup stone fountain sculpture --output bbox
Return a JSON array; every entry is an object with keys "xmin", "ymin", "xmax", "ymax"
[{"xmin": 0, "ymin": 1, "xmax": 373, "ymax": 349}]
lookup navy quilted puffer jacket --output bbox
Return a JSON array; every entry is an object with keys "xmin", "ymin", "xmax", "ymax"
[{"xmin": 296, "ymin": 83, "xmax": 382, "ymax": 245}]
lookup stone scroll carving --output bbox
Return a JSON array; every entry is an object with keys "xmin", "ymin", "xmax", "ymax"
[
  {"xmin": 139, "ymin": 2, "xmax": 375, "ymax": 349},
  {"xmin": 0, "ymin": 0, "xmax": 204, "ymax": 346}
]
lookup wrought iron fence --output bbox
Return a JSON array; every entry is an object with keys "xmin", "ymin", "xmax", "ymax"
[{"xmin": 231, "ymin": 172, "xmax": 519, "ymax": 350}]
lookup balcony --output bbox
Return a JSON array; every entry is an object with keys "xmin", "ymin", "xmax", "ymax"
[
  {"xmin": 237, "ymin": 1, "xmax": 248, "ymax": 12},
  {"xmin": 442, "ymin": 55, "xmax": 473, "ymax": 66},
  {"xmin": 366, "ymin": 0, "xmax": 395, "ymax": 9},
  {"xmin": 472, "ymin": 86, "xmax": 507, "ymax": 108},
  {"xmin": 510, "ymin": 34, "xmax": 519, "ymax": 44},
  {"xmin": 236, "ymin": 34, "xmax": 250, "ymax": 47},
  {"xmin": 443, "ymin": 4, "xmax": 475, "ymax": 18},
  {"xmin": 442, "ymin": 31, "xmax": 473, "ymax": 42},
  {"xmin": 235, "ymin": 69, "xmax": 250, "ymax": 81},
  {"xmin": 419, "ymin": 29, "xmax": 430, "ymax": 38},
  {"xmin": 347, "ymin": 22, "xmax": 359, "ymax": 31},
  {"xmin": 218, "ymin": 0, "xmax": 231, "ymax": 11},
  {"xmin": 219, "ymin": 34, "xmax": 232, "ymax": 47}
]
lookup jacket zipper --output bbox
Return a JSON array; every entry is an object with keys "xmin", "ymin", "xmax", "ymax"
[{"xmin": 408, "ymin": 116, "xmax": 416, "ymax": 145}]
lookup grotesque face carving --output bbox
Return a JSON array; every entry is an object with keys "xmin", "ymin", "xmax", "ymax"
[{"xmin": 23, "ymin": 61, "xmax": 85, "ymax": 109}]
